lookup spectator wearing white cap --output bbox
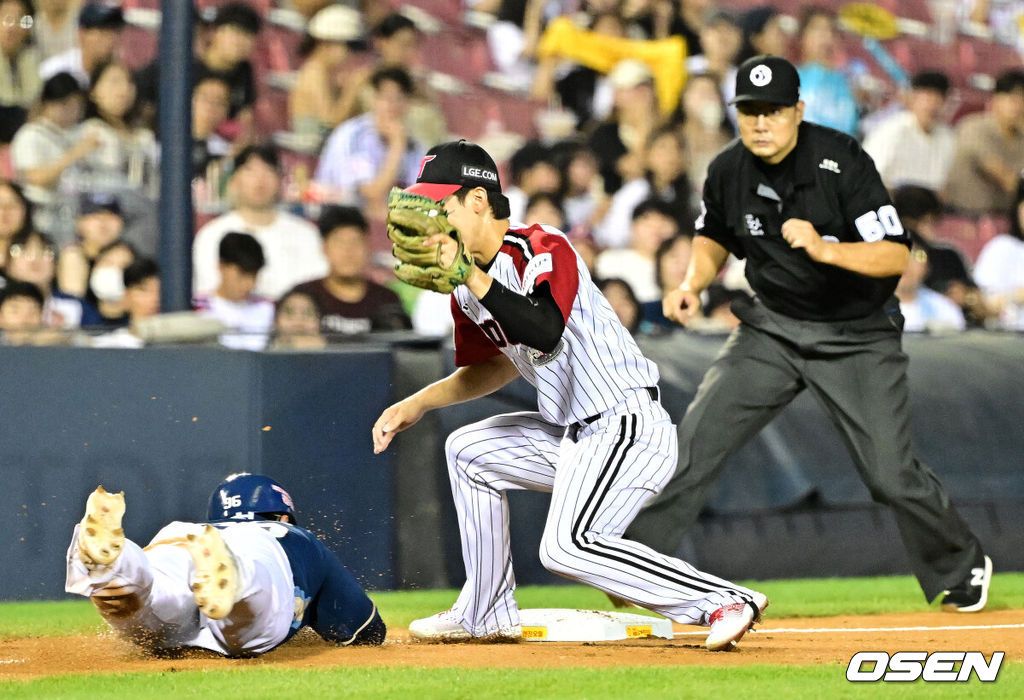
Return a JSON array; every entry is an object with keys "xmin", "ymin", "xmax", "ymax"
[{"xmin": 289, "ymin": 4, "xmax": 365, "ymax": 146}]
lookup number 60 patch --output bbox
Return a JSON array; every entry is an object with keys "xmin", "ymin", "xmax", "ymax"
[{"xmin": 855, "ymin": 204, "xmax": 904, "ymax": 242}]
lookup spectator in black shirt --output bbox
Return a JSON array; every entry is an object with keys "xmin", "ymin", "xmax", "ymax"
[
  {"xmin": 136, "ymin": 2, "xmax": 260, "ymax": 146},
  {"xmin": 737, "ymin": 6, "xmax": 789, "ymax": 64},
  {"xmin": 293, "ymin": 205, "xmax": 410, "ymax": 337},
  {"xmin": 193, "ymin": 2, "xmax": 261, "ymax": 147},
  {"xmin": 891, "ymin": 185, "xmax": 990, "ymax": 326},
  {"xmin": 191, "ymin": 75, "xmax": 232, "ymax": 178},
  {"xmin": 625, "ymin": 56, "xmax": 991, "ymax": 614}
]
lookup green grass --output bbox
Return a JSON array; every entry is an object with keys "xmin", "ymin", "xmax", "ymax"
[
  {"xmin": 3, "ymin": 664, "xmax": 1022, "ymax": 699},
  {"xmin": 5, "ymin": 573, "xmax": 1024, "ymax": 638},
  {"xmin": 3, "ymin": 575, "xmax": 1022, "ymax": 698}
]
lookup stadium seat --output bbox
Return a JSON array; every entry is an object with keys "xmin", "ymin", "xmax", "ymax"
[
  {"xmin": 934, "ymin": 214, "xmax": 1008, "ymax": 264},
  {"xmin": 254, "ymin": 89, "xmax": 291, "ymax": 137},
  {"xmin": 958, "ymin": 36, "xmax": 1024, "ymax": 78},
  {"xmin": 121, "ymin": 26, "xmax": 159, "ymax": 70},
  {"xmin": 0, "ymin": 145, "xmax": 13, "ymax": 180},
  {"xmin": 438, "ymin": 87, "xmax": 543, "ymax": 142},
  {"xmin": 419, "ymin": 28, "xmax": 495, "ymax": 85}
]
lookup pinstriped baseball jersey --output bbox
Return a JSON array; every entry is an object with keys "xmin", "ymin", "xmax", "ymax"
[{"xmin": 450, "ymin": 223, "xmax": 658, "ymax": 426}]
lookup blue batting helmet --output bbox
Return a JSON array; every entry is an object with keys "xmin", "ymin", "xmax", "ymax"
[{"xmin": 207, "ymin": 473, "xmax": 297, "ymax": 524}]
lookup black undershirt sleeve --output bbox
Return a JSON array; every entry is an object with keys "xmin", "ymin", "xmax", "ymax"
[{"xmin": 478, "ymin": 280, "xmax": 565, "ymax": 353}]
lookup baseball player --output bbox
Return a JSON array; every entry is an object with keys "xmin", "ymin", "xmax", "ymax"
[
  {"xmin": 66, "ymin": 474, "xmax": 386, "ymax": 656},
  {"xmin": 373, "ymin": 140, "xmax": 767, "ymax": 651},
  {"xmin": 625, "ymin": 55, "xmax": 992, "ymax": 612}
]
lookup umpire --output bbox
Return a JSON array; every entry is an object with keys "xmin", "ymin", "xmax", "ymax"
[{"xmin": 625, "ymin": 55, "xmax": 991, "ymax": 611}]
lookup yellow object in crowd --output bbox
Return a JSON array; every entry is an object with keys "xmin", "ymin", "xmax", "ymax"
[
  {"xmin": 536, "ymin": 17, "xmax": 687, "ymax": 116},
  {"xmin": 838, "ymin": 2, "xmax": 899, "ymax": 40}
]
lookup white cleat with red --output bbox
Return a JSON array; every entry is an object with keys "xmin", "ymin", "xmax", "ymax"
[{"xmin": 705, "ymin": 592, "xmax": 769, "ymax": 651}]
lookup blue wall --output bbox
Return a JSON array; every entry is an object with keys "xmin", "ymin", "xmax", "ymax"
[
  {"xmin": 2, "ymin": 347, "xmax": 394, "ymax": 600},
  {"xmin": 3, "ymin": 332, "xmax": 1023, "ymax": 601}
]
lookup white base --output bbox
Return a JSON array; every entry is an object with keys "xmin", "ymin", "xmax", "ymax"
[{"xmin": 518, "ymin": 608, "xmax": 673, "ymax": 642}]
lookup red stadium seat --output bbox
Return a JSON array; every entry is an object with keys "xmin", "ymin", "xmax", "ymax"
[
  {"xmin": 438, "ymin": 88, "xmax": 543, "ymax": 141},
  {"xmin": 419, "ymin": 27, "xmax": 495, "ymax": 84},
  {"xmin": 254, "ymin": 89, "xmax": 291, "ymax": 137},
  {"xmin": 957, "ymin": 36, "xmax": 1024, "ymax": 78},
  {"xmin": 0, "ymin": 145, "xmax": 13, "ymax": 180},
  {"xmin": 121, "ymin": 26, "xmax": 159, "ymax": 70},
  {"xmin": 934, "ymin": 215, "xmax": 1008, "ymax": 264}
]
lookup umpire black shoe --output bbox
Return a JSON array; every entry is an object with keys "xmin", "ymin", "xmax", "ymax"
[{"xmin": 941, "ymin": 555, "xmax": 992, "ymax": 612}]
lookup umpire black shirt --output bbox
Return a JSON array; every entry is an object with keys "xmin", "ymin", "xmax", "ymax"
[{"xmin": 699, "ymin": 122, "xmax": 911, "ymax": 321}]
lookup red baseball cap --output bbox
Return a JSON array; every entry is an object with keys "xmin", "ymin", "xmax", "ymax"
[{"xmin": 406, "ymin": 140, "xmax": 503, "ymax": 201}]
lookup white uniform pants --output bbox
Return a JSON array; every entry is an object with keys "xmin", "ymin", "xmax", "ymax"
[
  {"xmin": 65, "ymin": 520, "xmax": 296, "ymax": 656},
  {"xmin": 445, "ymin": 390, "xmax": 760, "ymax": 636}
]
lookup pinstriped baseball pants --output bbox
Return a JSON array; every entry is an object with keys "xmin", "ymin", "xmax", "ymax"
[{"xmin": 444, "ymin": 391, "xmax": 759, "ymax": 637}]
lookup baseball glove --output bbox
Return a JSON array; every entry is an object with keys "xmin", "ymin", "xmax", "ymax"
[{"xmin": 387, "ymin": 188, "xmax": 474, "ymax": 294}]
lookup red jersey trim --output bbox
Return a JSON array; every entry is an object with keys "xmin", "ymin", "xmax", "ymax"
[
  {"xmin": 451, "ymin": 295, "xmax": 501, "ymax": 366},
  {"xmin": 505, "ymin": 225, "xmax": 579, "ymax": 321}
]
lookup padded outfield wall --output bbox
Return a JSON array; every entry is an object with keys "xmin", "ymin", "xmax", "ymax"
[{"xmin": 1, "ymin": 333, "xmax": 1021, "ymax": 600}]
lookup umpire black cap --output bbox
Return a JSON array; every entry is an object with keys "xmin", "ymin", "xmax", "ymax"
[
  {"xmin": 406, "ymin": 140, "xmax": 503, "ymax": 201},
  {"xmin": 731, "ymin": 55, "xmax": 800, "ymax": 106}
]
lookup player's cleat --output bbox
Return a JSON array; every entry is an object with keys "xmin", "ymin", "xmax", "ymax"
[
  {"xmin": 186, "ymin": 525, "xmax": 239, "ymax": 620},
  {"xmin": 941, "ymin": 555, "xmax": 992, "ymax": 612},
  {"xmin": 78, "ymin": 486, "xmax": 126, "ymax": 569},
  {"xmin": 705, "ymin": 592, "xmax": 768, "ymax": 652},
  {"xmin": 409, "ymin": 609, "xmax": 521, "ymax": 643}
]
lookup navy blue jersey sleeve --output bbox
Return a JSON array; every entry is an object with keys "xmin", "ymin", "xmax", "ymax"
[
  {"xmin": 306, "ymin": 541, "xmax": 386, "ymax": 646},
  {"xmin": 270, "ymin": 523, "xmax": 385, "ymax": 646}
]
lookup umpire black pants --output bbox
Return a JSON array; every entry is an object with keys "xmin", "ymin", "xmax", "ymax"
[{"xmin": 625, "ymin": 296, "xmax": 983, "ymax": 601}]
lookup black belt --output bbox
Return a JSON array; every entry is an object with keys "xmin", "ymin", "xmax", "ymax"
[{"xmin": 573, "ymin": 388, "xmax": 659, "ymax": 438}]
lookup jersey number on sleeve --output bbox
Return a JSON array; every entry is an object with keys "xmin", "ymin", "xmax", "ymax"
[{"xmin": 854, "ymin": 204, "xmax": 904, "ymax": 242}]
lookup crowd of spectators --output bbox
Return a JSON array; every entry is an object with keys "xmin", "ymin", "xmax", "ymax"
[{"xmin": 1, "ymin": 0, "xmax": 1024, "ymax": 349}]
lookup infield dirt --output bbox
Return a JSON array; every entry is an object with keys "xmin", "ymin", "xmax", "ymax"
[{"xmin": 2, "ymin": 610, "xmax": 1022, "ymax": 679}]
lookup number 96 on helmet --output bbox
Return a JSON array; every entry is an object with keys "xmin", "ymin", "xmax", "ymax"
[{"xmin": 207, "ymin": 472, "xmax": 297, "ymax": 525}]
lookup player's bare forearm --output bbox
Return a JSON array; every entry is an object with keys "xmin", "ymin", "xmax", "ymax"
[
  {"xmin": 424, "ymin": 355, "xmax": 519, "ymax": 409},
  {"xmin": 372, "ymin": 355, "xmax": 518, "ymax": 453}
]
